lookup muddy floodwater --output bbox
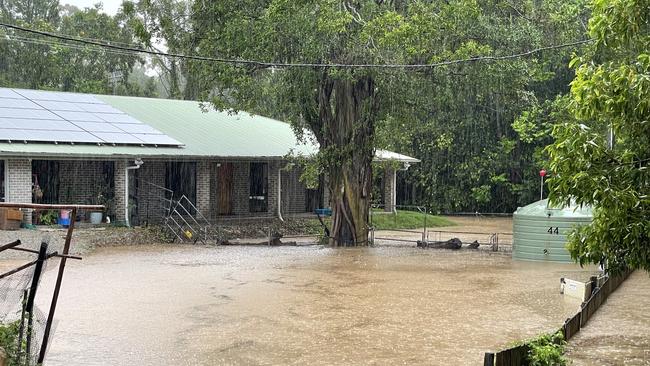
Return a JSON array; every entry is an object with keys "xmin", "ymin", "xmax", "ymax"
[
  {"xmin": 566, "ymin": 270, "xmax": 650, "ymax": 365},
  {"xmin": 27, "ymin": 245, "xmax": 595, "ymax": 365}
]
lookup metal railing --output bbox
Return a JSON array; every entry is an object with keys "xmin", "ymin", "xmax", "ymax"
[
  {"xmin": 133, "ymin": 178, "xmax": 174, "ymax": 225},
  {"xmin": 369, "ymin": 204, "xmax": 511, "ymax": 250},
  {"xmin": 163, "ymin": 195, "xmax": 211, "ymax": 244}
]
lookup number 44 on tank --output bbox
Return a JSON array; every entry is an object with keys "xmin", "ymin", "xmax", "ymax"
[{"xmin": 547, "ymin": 227, "xmax": 559, "ymax": 235}]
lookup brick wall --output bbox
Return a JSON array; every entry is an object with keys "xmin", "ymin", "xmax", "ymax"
[
  {"xmin": 134, "ymin": 160, "xmax": 166, "ymax": 224},
  {"xmin": 231, "ymin": 162, "xmax": 250, "ymax": 215},
  {"xmin": 114, "ymin": 160, "xmax": 127, "ymax": 223},
  {"xmin": 209, "ymin": 162, "xmax": 219, "ymax": 220},
  {"xmin": 6, "ymin": 159, "xmax": 31, "ymax": 203},
  {"xmin": 57, "ymin": 161, "xmax": 114, "ymax": 207},
  {"xmin": 267, "ymin": 161, "xmax": 280, "ymax": 217},
  {"xmin": 196, "ymin": 160, "xmax": 211, "ymax": 218},
  {"xmin": 281, "ymin": 167, "xmax": 307, "ymax": 214},
  {"xmin": 384, "ymin": 168, "xmax": 396, "ymax": 212}
]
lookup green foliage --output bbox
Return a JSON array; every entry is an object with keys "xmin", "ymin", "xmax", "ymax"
[
  {"xmin": 0, "ymin": 1, "xmax": 156, "ymax": 96},
  {"xmin": 526, "ymin": 331, "xmax": 567, "ymax": 366},
  {"xmin": 303, "ymin": 209, "xmax": 454, "ymax": 233},
  {"xmin": 547, "ymin": 0, "xmax": 650, "ymax": 273},
  {"xmin": 39, "ymin": 210, "xmax": 57, "ymax": 225},
  {"xmin": 370, "ymin": 209, "xmax": 455, "ymax": 231},
  {"xmin": 0, "ymin": 320, "xmax": 22, "ymax": 366},
  {"xmin": 373, "ymin": 0, "xmax": 590, "ymax": 213}
]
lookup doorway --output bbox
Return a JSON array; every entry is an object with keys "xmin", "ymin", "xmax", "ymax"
[
  {"xmin": 249, "ymin": 162, "xmax": 268, "ymax": 213},
  {"xmin": 165, "ymin": 162, "xmax": 197, "ymax": 213},
  {"xmin": 215, "ymin": 163, "xmax": 233, "ymax": 215}
]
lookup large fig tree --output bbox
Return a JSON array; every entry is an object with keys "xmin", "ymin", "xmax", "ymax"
[{"xmin": 189, "ymin": 1, "xmax": 415, "ymax": 246}]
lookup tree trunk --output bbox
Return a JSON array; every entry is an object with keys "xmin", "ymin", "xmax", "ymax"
[{"xmin": 319, "ymin": 76, "xmax": 377, "ymax": 246}]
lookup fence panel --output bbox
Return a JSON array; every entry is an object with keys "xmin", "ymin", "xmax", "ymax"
[
  {"xmin": 485, "ymin": 269, "xmax": 632, "ymax": 366},
  {"xmin": 563, "ymin": 312, "xmax": 582, "ymax": 341},
  {"xmin": 495, "ymin": 344, "xmax": 529, "ymax": 366}
]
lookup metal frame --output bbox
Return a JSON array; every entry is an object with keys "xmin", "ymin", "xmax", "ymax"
[{"xmin": 0, "ymin": 202, "xmax": 103, "ymax": 364}]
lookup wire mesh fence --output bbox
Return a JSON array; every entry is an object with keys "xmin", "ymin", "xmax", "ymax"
[{"xmin": 1, "ymin": 242, "xmax": 51, "ymax": 365}]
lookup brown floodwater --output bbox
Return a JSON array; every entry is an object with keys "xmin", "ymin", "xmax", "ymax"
[
  {"xmin": 27, "ymin": 245, "xmax": 596, "ymax": 365},
  {"xmin": 565, "ymin": 270, "xmax": 650, "ymax": 365}
]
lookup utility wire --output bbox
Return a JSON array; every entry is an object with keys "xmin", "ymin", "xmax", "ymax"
[{"xmin": 0, "ymin": 21, "xmax": 593, "ymax": 69}]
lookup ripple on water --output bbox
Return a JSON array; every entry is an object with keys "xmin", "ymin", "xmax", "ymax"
[{"xmin": 30, "ymin": 244, "xmax": 599, "ymax": 365}]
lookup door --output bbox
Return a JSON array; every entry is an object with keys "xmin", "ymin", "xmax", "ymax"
[
  {"xmin": 165, "ymin": 162, "xmax": 197, "ymax": 214},
  {"xmin": 216, "ymin": 163, "xmax": 233, "ymax": 215}
]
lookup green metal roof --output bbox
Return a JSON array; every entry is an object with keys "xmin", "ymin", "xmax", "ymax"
[
  {"xmin": 0, "ymin": 93, "xmax": 317, "ymax": 159},
  {"xmin": 0, "ymin": 90, "xmax": 418, "ymax": 163}
]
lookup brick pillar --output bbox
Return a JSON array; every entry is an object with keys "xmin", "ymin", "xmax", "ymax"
[
  {"xmin": 232, "ymin": 162, "xmax": 250, "ymax": 215},
  {"xmin": 114, "ymin": 160, "xmax": 127, "ymax": 224},
  {"xmin": 196, "ymin": 160, "xmax": 211, "ymax": 219},
  {"xmin": 384, "ymin": 168, "xmax": 396, "ymax": 212},
  {"xmin": 7, "ymin": 159, "xmax": 33, "ymax": 224},
  {"xmin": 267, "ymin": 161, "xmax": 280, "ymax": 217}
]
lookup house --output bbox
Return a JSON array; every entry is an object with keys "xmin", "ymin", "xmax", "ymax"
[{"xmin": 0, "ymin": 87, "xmax": 419, "ymax": 225}]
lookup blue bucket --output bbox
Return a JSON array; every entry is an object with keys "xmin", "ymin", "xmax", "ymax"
[{"xmin": 314, "ymin": 208, "xmax": 332, "ymax": 216}]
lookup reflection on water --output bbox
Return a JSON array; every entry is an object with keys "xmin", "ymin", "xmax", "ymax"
[{"xmin": 32, "ymin": 245, "xmax": 593, "ymax": 365}]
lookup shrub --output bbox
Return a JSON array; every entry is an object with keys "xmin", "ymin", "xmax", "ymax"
[
  {"xmin": 0, "ymin": 320, "xmax": 23, "ymax": 366},
  {"xmin": 527, "ymin": 330, "xmax": 567, "ymax": 366}
]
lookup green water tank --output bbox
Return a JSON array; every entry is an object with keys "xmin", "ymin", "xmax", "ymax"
[{"xmin": 513, "ymin": 199, "xmax": 592, "ymax": 262}]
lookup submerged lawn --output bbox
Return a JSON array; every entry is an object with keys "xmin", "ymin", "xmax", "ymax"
[
  {"xmin": 369, "ymin": 209, "xmax": 455, "ymax": 230},
  {"xmin": 293, "ymin": 209, "xmax": 454, "ymax": 235}
]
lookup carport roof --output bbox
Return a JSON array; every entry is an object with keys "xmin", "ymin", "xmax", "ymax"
[{"xmin": 0, "ymin": 90, "xmax": 418, "ymax": 163}]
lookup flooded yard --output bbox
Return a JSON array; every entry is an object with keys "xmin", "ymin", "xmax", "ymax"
[
  {"xmin": 24, "ymin": 244, "xmax": 595, "ymax": 365},
  {"xmin": 566, "ymin": 271, "xmax": 650, "ymax": 365}
]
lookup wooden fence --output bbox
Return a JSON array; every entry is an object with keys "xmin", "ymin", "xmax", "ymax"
[{"xmin": 484, "ymin": 270, "xmax": 632, "ymax": 366}]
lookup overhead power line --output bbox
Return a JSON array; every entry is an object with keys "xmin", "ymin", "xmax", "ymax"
[{"xmin": 0, "ymin": 22, "xmax": 592, "ymax": 69}]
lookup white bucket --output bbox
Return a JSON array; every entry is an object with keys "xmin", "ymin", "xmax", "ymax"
[{"xmin": 89, "ymin": 212, "xmax": 103, "ymax": 225}]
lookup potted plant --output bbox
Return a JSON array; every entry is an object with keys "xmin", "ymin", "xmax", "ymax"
[{"xmin": 90, "ymin": 189, "xmax": 112, "ymax": 224}]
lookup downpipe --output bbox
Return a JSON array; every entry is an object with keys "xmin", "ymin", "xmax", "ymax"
[
  {"xmin": 277, "ymin": 167, "xmax": 284, "ymax": 222},
  {"xmin": 124, "ymin": 159, "xmax": 144, "ymax": 227}
]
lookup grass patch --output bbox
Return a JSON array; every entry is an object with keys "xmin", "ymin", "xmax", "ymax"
[
  {"xmin": 273, "ymin": 210, "xmax": 454, "ymax": 236},
  {"xmin": 370, "ymin": 209, "xmax": 455, "ymax": 230}
]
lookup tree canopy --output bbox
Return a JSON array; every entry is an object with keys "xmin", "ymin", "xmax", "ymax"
[
  {"xmin": 547, "ymin": 0, "xmax": 650, "ymax": 273},
  {"xmin": 0, "ymin": 0, "xmax": 159, "ymax": 96}
]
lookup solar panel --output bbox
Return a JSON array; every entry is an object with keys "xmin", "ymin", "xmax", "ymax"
[
  {"xmin": 0, "ymin": 108, "xmax": 62, "ymax": 120},
  {"xmin": 72, "ymin": 121, "xmax": 124, "ymax": 133},
  {"xmin": 37, "ymin": 100, "xmax": 86, "ymax": 112},
  {"xmin": 14, "ymin": 89, "xmax": 68, "ymax": 102},
  {"xmin": 57, "ymin": 93, "xmax": 100, "ymax": 104},
  {"xmin": 0, "ymin": 97, "xmax": 43, "ymax": 109},
  {"xmin": 113, "ymin": 123, "xmax": 161, "ymax": 134},
  {"xmin": 96, "ymin": 113, "xmax": 142, "ymax": 124},
  {"xmin": 0, "ymin": 129, "xmax": 102, "ymax": 143},
  {"xmin": 55, "ymin": 111, "xmax": 104, "ymax": 122},
  {"xmin": 0, "ymin": 87, "xmax": 183, "ymax": 147},
  {"xmin": 0, "ymin": 118, "xmax": 81, "ymax": 131},
  {"xmin": 0, "ymin": 89, "xmax": 22, "ymax": 99},
  {"xmin": 77, "ymin": 103, "xmax": 122, "ymax": 114},
  {"xmin": 93, "ymin": 132, "xmax": 143, "ymax": 144},
  {"xmin": 134, "ymin": 134, "xmax": 182, "ymax": 145}
]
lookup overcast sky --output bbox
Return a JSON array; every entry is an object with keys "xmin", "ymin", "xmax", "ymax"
[{"xmin": 61, "ymin": 0, "xmax": 122, "ymax": 15}]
